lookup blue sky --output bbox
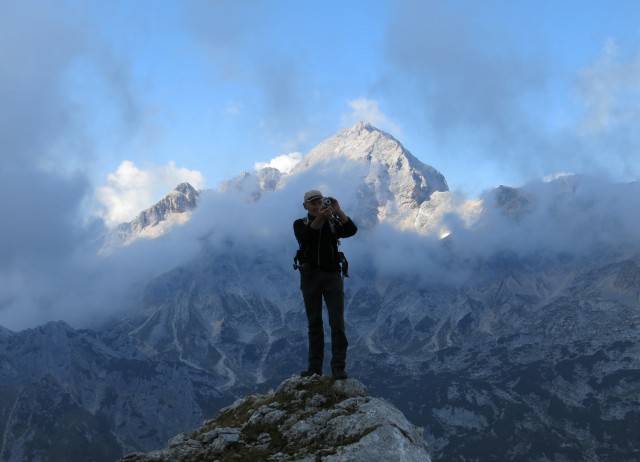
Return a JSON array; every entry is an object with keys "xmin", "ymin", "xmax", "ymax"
[{"xmin": 2, "ymin": 0, "xmax": 640, "ymax": 226}]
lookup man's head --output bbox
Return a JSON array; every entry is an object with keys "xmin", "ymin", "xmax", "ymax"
[
  {"xmin": 303, "ymin": 189, "xmax": 324, "ymax": 215},
  {"xmin": 303, "ymin": 190, "xmax": 323, "ymax": 203}
]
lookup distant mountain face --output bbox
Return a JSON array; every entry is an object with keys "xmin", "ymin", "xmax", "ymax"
[
  {"xmin": 0, "ymin": 321, "xmax": 233, "ymax": 462},
  {"xmin": 102, "ymin": 182, "xmax": 200, "ymax": 251},
  {"xmin": 1, "ymin": 122, "xmax": 639, "ymax": 461}
]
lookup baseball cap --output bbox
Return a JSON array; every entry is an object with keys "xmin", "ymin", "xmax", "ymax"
[{"xmin": 303, "ymin": 190, "xmax": 323, "ymax": 202}]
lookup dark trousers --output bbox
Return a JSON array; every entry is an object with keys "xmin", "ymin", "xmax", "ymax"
[{"xmin": 300, "ymin": 270, "xmax": 348, "ymax": 372}]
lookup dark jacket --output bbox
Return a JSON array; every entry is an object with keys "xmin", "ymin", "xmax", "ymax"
[{"xmin": 293, "ymin": 215, "xmax": 358, "ymax": 271}]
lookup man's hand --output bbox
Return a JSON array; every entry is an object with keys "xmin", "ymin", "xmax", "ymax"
[
  {"xmin": 329, "ymin": 198, "xmax": 349, "ymax": 224},
  {"xmin": 309, "ymin": 203, "xmax": 331, "ymax": 229},
  {"xmin": 309, "ymin": 196, "xmax": 350, "ymax": 228},
  {"xmin": 317, "ymin": 205, "xmax": 334, "ymax": 220}
]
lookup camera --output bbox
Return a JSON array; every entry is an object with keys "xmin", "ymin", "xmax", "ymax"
[{"xmin": 322, "ymin": 197, "xmax": 334, "ymax": 208}]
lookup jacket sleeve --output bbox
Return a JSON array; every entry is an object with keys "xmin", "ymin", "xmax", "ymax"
[{"xmin": 337, "ymin": 217, "xmax": 358, "ymax": 238}]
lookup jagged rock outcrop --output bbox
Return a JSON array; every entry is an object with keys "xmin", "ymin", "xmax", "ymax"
[
  {"xmin": 120, "ymin": 375, "xmax": 431, "ymax": 462},
  {"xmin": 102, "ymin": 182, "xmax": 200, "ymax": 251}
]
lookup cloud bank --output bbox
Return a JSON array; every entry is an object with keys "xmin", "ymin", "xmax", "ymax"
[
  {"xmin": 0, "ymin": 2, "xmax": 204, "ymax": 331},
  {"xmin": 1, "ymin": 152, "xmax": 639, "ymax": 331}
]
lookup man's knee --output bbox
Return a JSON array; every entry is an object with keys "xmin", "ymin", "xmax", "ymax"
[
  {"xmin": 304, "ymin": 298, "xmax": 323, "ymax": 325},
  {"xmin": 307, "ymin": 315, "xmax": 323, "ymax": 330}
]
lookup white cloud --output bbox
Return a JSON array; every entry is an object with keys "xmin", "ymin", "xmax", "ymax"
[
  {"xmin": 341, "ymin": 98, "xmax": 401, "ymax": 134},
  {"xmin": 95, "ymin": 160, "xmax": 205, "ymax": 227},
  {"xmin": 254, "ymin": 152, "xmax": 303, "ymax": 174},
  {"xmin": 576, "ymin": 38, "xmax": 640, "ymax": 135}
]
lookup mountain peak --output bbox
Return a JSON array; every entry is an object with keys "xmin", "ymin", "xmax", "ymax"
[
  {"xmin": 120, "ymin": 374, "xmax": 431, "ymax": 462},
  {"xmin": 289, "ymin": 122, "xmax": 449, "ymax": 228},
  {"xmin": 101, "ymin": 183, "xmax": 200, "ymax": 251},
  {"xmin": 174, "ymin": 182, "xmax": 198, "ymax": 196},
  {"xmin": 128, "ymin": 183, "xmax": 199, "ymax": 233},
  {"xmin": 341, "ymin": 120, "xmax": 397, "ymax": 137}
]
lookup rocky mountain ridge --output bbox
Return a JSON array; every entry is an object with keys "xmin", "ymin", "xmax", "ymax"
[
  {"xmin": 107, "ymin": 122, "xmax": 452, "ymax": 247},
  {"xmin": 120, "ymin": 375, "xmax": 431, "ymax": 462},
  {"xmin": 1, "ymin": 122, "xmax": 639, "ymax": 461}
]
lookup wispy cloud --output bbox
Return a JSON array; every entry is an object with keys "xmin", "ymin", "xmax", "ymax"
[
  {"xmin": 341, "ymin": 99, "xmax": 401, "ymax": 135},
  {"xmin": 575, "ymin": 38, "xmax": 640, "ymax": 136},
  {"xmin": 381, "ymin": 1, "xmax": 640, "ymax": 192},
  {"xmin": 254, "ymin": 153, "xmax": 303, "ymax": 174}
]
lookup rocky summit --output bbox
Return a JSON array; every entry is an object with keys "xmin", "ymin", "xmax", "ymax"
[{"xmin": 120, "ymin": 374, "xmax": 431, "ymax": 462}]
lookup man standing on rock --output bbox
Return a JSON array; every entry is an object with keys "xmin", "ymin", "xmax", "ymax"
[{"xmin": 293, "ymin": 190, "xmax": 358, "ymax": 380}]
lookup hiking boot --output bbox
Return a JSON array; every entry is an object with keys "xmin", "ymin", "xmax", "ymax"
[
  {"xmin": 332, "ymin": 369, "xmax": 348, "ymax": 380},
  {"xmin": 300, "ymin": 368, "xmax": 322, "ymax": 377}
]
